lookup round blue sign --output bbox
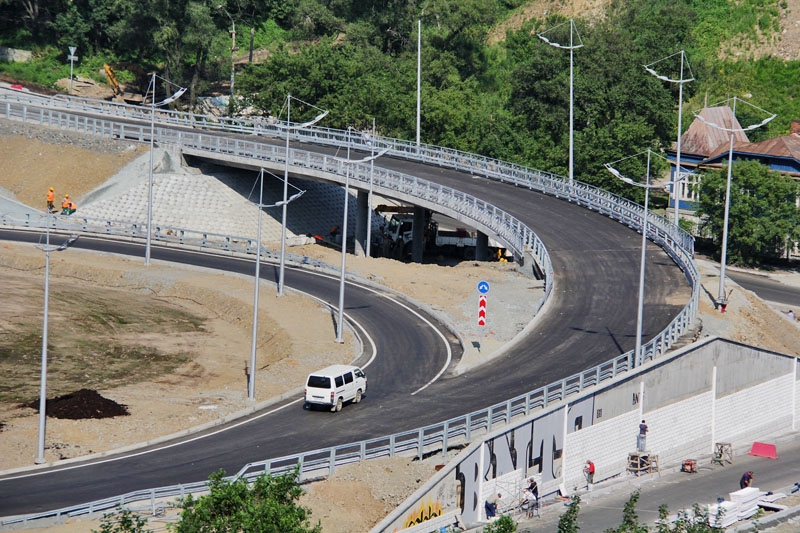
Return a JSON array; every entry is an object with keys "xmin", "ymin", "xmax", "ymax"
[{"xmin": 477, "ymin": 281, "xmax": 490, "ymax": 294}]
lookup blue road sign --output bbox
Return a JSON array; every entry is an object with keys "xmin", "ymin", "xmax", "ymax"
[{"xmin": 477, "ymin": 280, "xmax": 490, "ymax": 294}]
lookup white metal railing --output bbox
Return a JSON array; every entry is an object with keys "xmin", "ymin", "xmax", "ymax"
[{"xmin": 0, "ymin": 93, "xmax": 699, "ymax": 526}]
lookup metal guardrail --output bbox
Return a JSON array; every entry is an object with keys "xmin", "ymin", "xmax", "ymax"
[
  {"xmin": 0, "ymin": 93, "xmax": 699, "ymax": 526},
  {"xmin": 0, "ymin": 211, "xmax": 330, "ymax": 270}
]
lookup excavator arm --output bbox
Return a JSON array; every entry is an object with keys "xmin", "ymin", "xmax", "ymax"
[{"xmin": 103, "ymin": 64, "xmax": 120, "ymax": 95}]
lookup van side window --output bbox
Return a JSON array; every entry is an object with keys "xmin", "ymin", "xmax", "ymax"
[
  {"xmin": 335, "ymin": 375, "xmax": 344, "ymax": 387},
  {"xmin": 354, "ymin": 369, "xmax": 364, "ymax": 378},
  {"xmin": 343, "ymin": 372, "xmax": 353, "ymax": 384},
  {"xmin": 307, "ymin": 376, "xmax": 331, "ymax": 388}
]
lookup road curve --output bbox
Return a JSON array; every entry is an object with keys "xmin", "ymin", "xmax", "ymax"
[{"xmin": 0, "ymin": 123, "xmax": 690, "ymax": 516}]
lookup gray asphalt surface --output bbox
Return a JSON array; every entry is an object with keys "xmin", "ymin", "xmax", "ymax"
[
  {"xmin": 515, "ymin": 430, "xmax": 800, "ymax": 532},
  {"xmin": 0, "ymin": 109, "xmax": 689, "ymax": 518},
  {"xmin": 727, "ymin": 269, "xmax": 800, "ymax": 309}
]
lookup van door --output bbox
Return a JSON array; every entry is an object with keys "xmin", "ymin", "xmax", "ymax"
[{"xmin": 342, "ymin": 371, "xmax": 355, "ymax": 401}]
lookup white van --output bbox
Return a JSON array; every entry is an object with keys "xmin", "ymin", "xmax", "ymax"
[{"xmin": 304, "ymin": 365, "xmax": 367, "ymax": 412}]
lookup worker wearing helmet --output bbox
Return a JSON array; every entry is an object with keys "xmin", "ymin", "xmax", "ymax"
[
  {"xmin": 61, "ymin": 194, "xmax": 70, "ymax": 215},
  {"xmin": 46, "ymin": 187, "xmax": 55, "ymax": 212}
]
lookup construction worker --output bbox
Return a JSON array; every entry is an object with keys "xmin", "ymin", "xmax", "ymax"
[
  {"xmin": 61, "ymin": 194, "xmax": 71, "ymax": 215},
  {"xmin": 68, "ymin": 199, "xmax": 77, "ymax": 215},
  {"xmin": 46, "ymin": 187, "xmax": 55, "ymax": 212}
]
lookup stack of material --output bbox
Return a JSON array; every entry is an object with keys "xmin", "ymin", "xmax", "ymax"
[
  {"xmin": 758, "ymin": 492, "xmax": 788, "ymax": 512},
  {"xmin": 730, "ymin": 487, "xmax": 765, "ymax": 520},
  {"xmin": 706, "ymin": 500, "xmax": 739, "ymax": 528}
]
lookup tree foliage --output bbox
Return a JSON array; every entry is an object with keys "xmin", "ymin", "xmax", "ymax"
[
  {"xmin": 1, "ymin": 0, "xmax": 799, "ymax": 263},
  {"xmin": 173, "ymin": 468, "xmax": 321, "ymax": 533},
  {"xmin": 92, "ymin": 507, "xmax": 152, "ymax": 533},
  {"xmin": 697, "ymin": 160, "xmax": 800, "ymax": 265},
  {"xmin": 555, "ymin": 491, "xmax": 726, "ymax": 533},
  {"xmin": 557, "ymin": 493, "xmax": 581, "ymax": 532},
  {"xmin": 483, "ymin": 514, "xmax": 517, "ymax": 532}
]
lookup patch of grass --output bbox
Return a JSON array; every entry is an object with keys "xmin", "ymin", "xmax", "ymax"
[{"xmin": 0, "ymin": 284, "xmax": 206, "ymax": 404}]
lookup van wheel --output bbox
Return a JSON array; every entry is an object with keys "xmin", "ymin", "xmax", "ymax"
[
  {"xmin": 333, "ymin": 397, "xmax": 343, "ymax": 412},
  {"xmin": 354, "ymin": 390, "xmax": 362, "ymax": 403}
]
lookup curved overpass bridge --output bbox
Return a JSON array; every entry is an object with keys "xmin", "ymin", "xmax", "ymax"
[{"xmin": 0, "ymin": 92, "xmax": 698, "ymax": 520}]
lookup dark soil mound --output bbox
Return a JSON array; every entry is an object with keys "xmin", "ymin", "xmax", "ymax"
[{"xmin": 24, "ymin": 388, "xmax": 129, "ymax": 419}]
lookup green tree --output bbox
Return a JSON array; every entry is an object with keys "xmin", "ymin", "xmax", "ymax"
[
  {"xmin": 604, "ymin": 490, "xmax": 648, "ymax": 533},
  {"xmin": 697, "ymin": 160, "xmax": 800, "ymax": 265},
  {"xmin": 93, "ymin": 507, "xmax": 152, "ymax": 533},
  {"xmin": 483, "ymin": 514, "xmax": 516, "ymax": 532},
  {"xmin": 173, "ymin": 468, "xmax": 321, "ymax": 533},
  {"xmin": 558, "ymin": 493, "xmax": 581, "ymax": 533}
]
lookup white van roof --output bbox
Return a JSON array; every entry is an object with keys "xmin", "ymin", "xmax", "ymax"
[{"xmin": 308, "ymin": 365, "xmax": 360, "ymax": 377}]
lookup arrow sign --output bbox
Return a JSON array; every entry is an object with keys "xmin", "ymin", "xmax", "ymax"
[
  {"xmin": 478, "ymin": 294, "xmax": 487, "ymax": 326},
  {"xmin": 477, "ymin": 280, "xmax": 490, "ymax": 294}
]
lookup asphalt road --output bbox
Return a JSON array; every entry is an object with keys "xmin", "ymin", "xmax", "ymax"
[
  {"xmin": 727, "ymin": 269, "xmax": 800, "ymax": 309},
  {"xmin": 0, "ymin": 112, "xmax": 690, "ymax": 517}
]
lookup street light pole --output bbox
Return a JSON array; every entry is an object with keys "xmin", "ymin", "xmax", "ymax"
[
  {"xmin": 416, "ymin": 19, "xmax": 421, "ymax": 149},
  {"xmin": 718, "ymin": 131, "xmax": 735, "ymax": 309},
  {"xmin": 645, "ymin": 50, "xmax": 694, "ymax": 227},
  {"xmin": 333, "ymin": 128, "xmax": 390, "ymax": 343},
  {"xmin": 217, "ymin": 5, "xmax": 236, "ymax": 99},
  {"xmin": 146, "ymin": 72, "xmax": 156, "ymax": 266},
  {"xmin": 278, "ymin": 94, "xmax": 291, "ymax": 297},
  {"xmin": 605, "ymin": 150, "xmax": 673, "ymax": 368},
  {"xmin": 365, "ymin": 118, "xmax": 375, "ymax": 258},
  {"xmin": 277, "ymin": 95, "xmax": 328, "ymax": 296},
  {"xmin": 691, "ymin": 96, "xmax": 775, "ymax": 310},
  {"xmin": 335, "ymin": 128, "xmax": 352, "ymax": 343},
  {"xmin": 248, "ymin": 168, "xmax": 304, "ymax": 400},
  {"xmin": 35, "ymin": 217, "xmax": 78, "ymax": 464},
  {"xmin": 144, "ymin": 73, "xmax": 186, "ymax": 266},
  {"xmin": 539, "ymin": 19, "xmax": 583, "ymax": 185},
  {"xmin": 35, "ymin": 218, "xmax": 52, "ymax": 464},
  {"xmin": 248, "ymin": 168, "xmax": 264, "ymax": 401}
]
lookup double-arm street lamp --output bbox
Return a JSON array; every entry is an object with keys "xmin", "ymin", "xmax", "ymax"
[
  {"xmin": 605, "ymin": 150, "xmax": 673, "ymax": 368},
  {"xmin": 35, "ymin": 216, "xmax": 79, "ymax": 464},
  {"xmin": 144, "ymin": 72, "xmax": 186, "ymax": 266},
  {"xmin": 248, "ymin": 168, "xmax": 304, "ymax": 401},
  {"xmin": 332, "ymin": 127, "xmax": 390, "ymax": 343},
  {"xmin": 538, "ymin": 19, "xmax": 583, "ymax": 185},
  {"xmin": 275, "ymin": 94, "xmax": 328, "ymax": 297},
  {"xmin": 692, "ymin": 97, "xmax": 775, "ymax": 310},
  {"xmin": 645, "ymin": 50, "xmax": 694, "ymax": 228}
]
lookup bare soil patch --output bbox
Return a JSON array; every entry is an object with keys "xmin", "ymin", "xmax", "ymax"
[{"xmin": 24, "ymin": 389, "xmax": 129, "ymax": 420}]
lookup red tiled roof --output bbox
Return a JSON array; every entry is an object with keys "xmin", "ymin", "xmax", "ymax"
[{"xmin": 677, "ymin": 106, "xmax": 749, "ymax": 156}]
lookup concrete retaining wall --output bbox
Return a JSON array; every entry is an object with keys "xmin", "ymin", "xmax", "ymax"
[{"xmin": 371, "ymin": 337, "xmax": 799, "ymax": 532}]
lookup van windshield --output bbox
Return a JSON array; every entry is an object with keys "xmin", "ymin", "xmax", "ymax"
[{"xmin": 307, "ymin": 376, "xmax": 331, "ymax": 388}]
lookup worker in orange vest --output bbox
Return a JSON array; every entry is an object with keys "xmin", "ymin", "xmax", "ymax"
[
  {"xmin": 67, "ymin": 199, "xmax": 77, "ymax": 215},
  {"xmin": 46, "ymin": 187, "xmax": 55, "ymax": 212},
  {"xmin": 61, "ymin": 194, "xmax": 71, "ymax": 215}
]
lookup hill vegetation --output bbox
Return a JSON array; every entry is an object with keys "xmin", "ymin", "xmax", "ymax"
[{"xmin": 1, "ymin": 0, "xmax": 799, "ymax": 262}]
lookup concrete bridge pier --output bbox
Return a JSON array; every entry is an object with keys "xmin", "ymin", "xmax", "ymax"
[
  {"xmin": 355, "ymin": 190, "xmax": 369, "ymax": 256},
  {"xmin": 476, "ymin": 232, "xmax": 489, "ymax": 261},
  {"xmin": 411, "ymin": 206, "xmax": 426, "ymax": 263}
]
